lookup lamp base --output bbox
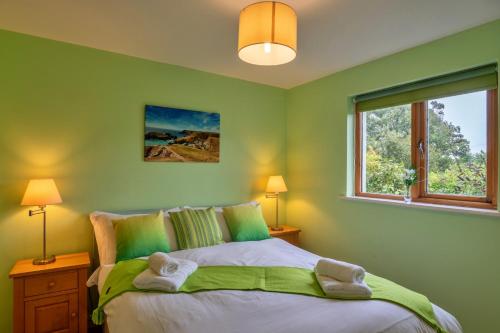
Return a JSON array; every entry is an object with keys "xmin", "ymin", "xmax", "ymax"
[
  {"xmin": 271, "ymin": 226, "xmax": 284, "ymax": 231},
  {"xmin": 33, "ymin": 255, "xmax": 56, "ymax": 265}
]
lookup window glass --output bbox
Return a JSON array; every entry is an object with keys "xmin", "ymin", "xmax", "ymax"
[
  {"xmin": 426, "ymin": 91, "xmax": 487, "ymax": 196},
  {"xmin": 362, "ymin": 104, "xmax": 412, "ymax": 195}
]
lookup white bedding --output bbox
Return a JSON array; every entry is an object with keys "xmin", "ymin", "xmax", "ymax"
[{"xmin": 98, "ymin": 238, "xmax": 462, "ymax": 333}]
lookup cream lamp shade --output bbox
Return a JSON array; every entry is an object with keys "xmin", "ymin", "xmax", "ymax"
[
  {"xmin": 238, "ymin": 1, "xmax": 297, "ymax": 66},
  {"xmin": 266, "ymin": 175, "xmax": 288, "ymax": 193},
  {"xmin": 21, "ymin": 179, "xmax": 62, "ymax": 206}
]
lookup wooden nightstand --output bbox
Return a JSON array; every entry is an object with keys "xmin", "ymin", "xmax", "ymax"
[
  {"xmin": 269, "ymin": 225, "xmax": 301, "ymax": 246},
  {"xmin": 9, "ymin": 252, "xmax": 91, "ymax": 333}
]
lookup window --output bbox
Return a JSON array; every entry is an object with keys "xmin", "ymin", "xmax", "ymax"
[
  {"xmin": 355, "ymin": 65, "xmax": 498, "ymax": 209},
  {"xmin": 360, "ymin": 104, "xmax": 411, "ymax": 195},
  {"xmin": 426, "ymin": 92, "xmax": 487, "ymax": 197}
]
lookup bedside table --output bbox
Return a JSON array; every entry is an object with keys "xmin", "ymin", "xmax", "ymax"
[
  {"xmin": 9, "ymin": 252, "xmax": 91, "ymax": 333},
  {"xmin": 268, "ymin": 225, "xmax": 301, "ymax": 246}
]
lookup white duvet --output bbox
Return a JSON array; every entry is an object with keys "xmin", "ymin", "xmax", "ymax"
[{"xmin": 98, "ymin": 238, "xmax": 462, "ymax": 333}]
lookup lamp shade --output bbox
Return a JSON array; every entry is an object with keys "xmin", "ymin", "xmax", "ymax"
[
  {"xmin": 238, "ymin": 1, "xmax": 297, "ymax": 66},
  {"xmin": 21, "ymin": 179, "xmax": 62, "ymax": 206},
  {"xmin": 266, "ymin": 175, "xmax": 288, "ymax": 193}
]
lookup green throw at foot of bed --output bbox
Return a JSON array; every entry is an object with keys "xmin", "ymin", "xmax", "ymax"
[{"xmin": 92, "ymin": 259, "xmax": 447, "ymax": 333}]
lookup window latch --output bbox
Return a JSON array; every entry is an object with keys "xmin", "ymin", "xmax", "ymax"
[{"xmin": 418, "ymin": 140, "xmax": 425, "ymax": 158}]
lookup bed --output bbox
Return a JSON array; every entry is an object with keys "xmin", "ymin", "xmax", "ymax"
[{"xmin": 91, "ymin": 237, "xmax": 462, "ymax": 333}]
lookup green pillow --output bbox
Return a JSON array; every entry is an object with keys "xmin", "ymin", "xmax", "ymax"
[
  {"xmin": 113, "ymin": 211, "xmax": 170, "ymax": 262},
  {"xmin": 222, "ymin": 204, "xmax": 270, "ymax": 242},
  {"xmin": 169, "ymin": 207, "xmax": 225, "ymax": 250}
]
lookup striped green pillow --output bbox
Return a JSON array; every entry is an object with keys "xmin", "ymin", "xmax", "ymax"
[{"xmin": 169, "ymin": 207, "xmax": 225, "ymax": 250}]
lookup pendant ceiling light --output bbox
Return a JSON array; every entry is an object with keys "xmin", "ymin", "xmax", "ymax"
[{"xmin": 238, "ymin": 1, "xmax": 297, "ymax": 66}]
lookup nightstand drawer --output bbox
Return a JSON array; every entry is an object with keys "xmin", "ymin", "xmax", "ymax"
[{"xmin": 25, "ymin": 270, "xmax": 78, "ymax": 297}]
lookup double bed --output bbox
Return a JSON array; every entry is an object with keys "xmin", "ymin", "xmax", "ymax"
[{"xmin": 91, "ymin": 237, "xmax": 462, "ymax": 333}]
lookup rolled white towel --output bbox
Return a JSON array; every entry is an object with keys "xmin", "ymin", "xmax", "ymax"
[
  {"xmin": 315, "ymin": 258, "xmax": 366, "ymax": 283},
  {"xmin": 315, "ymin": 272, "xmax": 372, "ymax": 299},
  {"xmin": 134, "ymin": 259, "xmax": 198, "ymax": 292},
  {"xmin": 149, "ymin": 252, "xmax": 180, "ymax": 276}
]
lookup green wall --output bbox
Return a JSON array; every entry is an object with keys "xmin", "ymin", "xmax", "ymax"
[
  {"xmin": 0, "ymin": 30, "xmax": 286, "ymax": 332},
  {"xmin": 286, "ymin": 19, "xmax": 500, "ymax": 332}
]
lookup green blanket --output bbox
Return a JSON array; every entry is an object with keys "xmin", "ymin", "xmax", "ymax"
[{"xmin": 92, "ymin": 260, "xmax": 446, "ymax": 333}]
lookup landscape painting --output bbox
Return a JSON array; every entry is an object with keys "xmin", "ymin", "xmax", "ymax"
[{"xmin": 144, "ymin": 105, "xmax": 220, "ymax": 162}]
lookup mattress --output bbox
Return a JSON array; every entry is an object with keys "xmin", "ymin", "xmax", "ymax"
[{"xmin": 95, "ymin": 238, "xmax": 462, "ymax": 333}]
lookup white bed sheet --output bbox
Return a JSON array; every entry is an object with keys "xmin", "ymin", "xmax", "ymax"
[{"xmin": 99, "ymin": 238, "xmax": 462, "ymax": 333}]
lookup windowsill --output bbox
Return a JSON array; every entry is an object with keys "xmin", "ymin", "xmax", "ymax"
[{"xmin": 341, "ymin": 195, "xmax": 500, "ymax": 217}]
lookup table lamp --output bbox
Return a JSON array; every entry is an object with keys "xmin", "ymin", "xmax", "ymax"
[
  {"xmin": 265, "ymin": 175, "xmax": 288, "ymax": 231},
  {"xmin": 21, "ymin": 179, "xmax": 62, "ymax": 265}
]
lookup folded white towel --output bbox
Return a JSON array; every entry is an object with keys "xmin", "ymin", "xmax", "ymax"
[
  {"xmin": 315, "ymin": 272, "xmax": 372, "ymax": 299},
  {"xmin": 315, "ymin": 258, "xmax": 366, "ymax": 283},
  {"xmin": 149, "ymin": 252, "xmax": 180, "ymax": 276},
  {"xmin": 133, "ymin": 259, "xmax": 198, "ymax": 292}
]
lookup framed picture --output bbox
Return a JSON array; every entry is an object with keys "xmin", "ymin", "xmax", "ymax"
[{"xmin": 144, "ymin": 105, "xmax": 220, "ymax": 162}]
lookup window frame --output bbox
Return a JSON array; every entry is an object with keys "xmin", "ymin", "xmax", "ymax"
[{"xmin": 355, "ymin": 89, "xmax": 498, "ymax": 209}]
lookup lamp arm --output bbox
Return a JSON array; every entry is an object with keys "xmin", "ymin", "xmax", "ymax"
[
  {"xmin": 275, "ymin": 193, "xmax": 279, "ymax": 230},
  {"xmin": 27, "ymin": 206, "xmax": 50, "ymax": 263},
  {"xmin": 29, "ymin": 205, "xmax": 47, "ymax": 216},
  {"xmin": 266, "ymin": 192, "xmax": 283, "ymax": 231}
]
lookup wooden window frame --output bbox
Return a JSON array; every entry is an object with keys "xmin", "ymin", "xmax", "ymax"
[{"xmin": 355, "ymin": 89, "xmax": 498, "ymax": 209}]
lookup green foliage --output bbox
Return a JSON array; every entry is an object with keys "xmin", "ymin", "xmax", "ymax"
[
  {"xmin": 365, "ymin": 105, "xmax": 411, "ymax": 167},
  {"xmin": 427, "ymin": 151, "xmax": 486, "ymax": 196},
  {"xmin": 364, "ymin": 105, "xmax": 411, "ymax": 195},
  {"xmin": 366, "ymin": 148, "xmax": 406, "ymax": 195},
  {"xmin": 364, "ymin": 101, "xmax": 486, "ymax": 196},
  {"xmin": 428, "ymin": 101, "xmax": 472, "ymax": 171}
]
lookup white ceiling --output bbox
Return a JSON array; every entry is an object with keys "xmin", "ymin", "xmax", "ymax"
[{"xmin": 1, "ymin": 0, "xmax": 500, "ymax": 88}]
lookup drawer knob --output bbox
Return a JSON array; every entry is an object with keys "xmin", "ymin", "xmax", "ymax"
[
  {"xmin": 71, "ymin": 312, "xmax": 77, "ymax": 318},
  {"xmin": 48, "ymin": 281, "xmax": 56, "ymax": 288}
]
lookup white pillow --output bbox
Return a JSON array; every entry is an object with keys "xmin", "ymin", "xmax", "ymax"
[
  {"xmin": 89, "ymin": 208, "xmax": 180, "ymax": 265},
  {"xmin": 182, "ymin": 201, "xmax": 260, "ymax": 243}
]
